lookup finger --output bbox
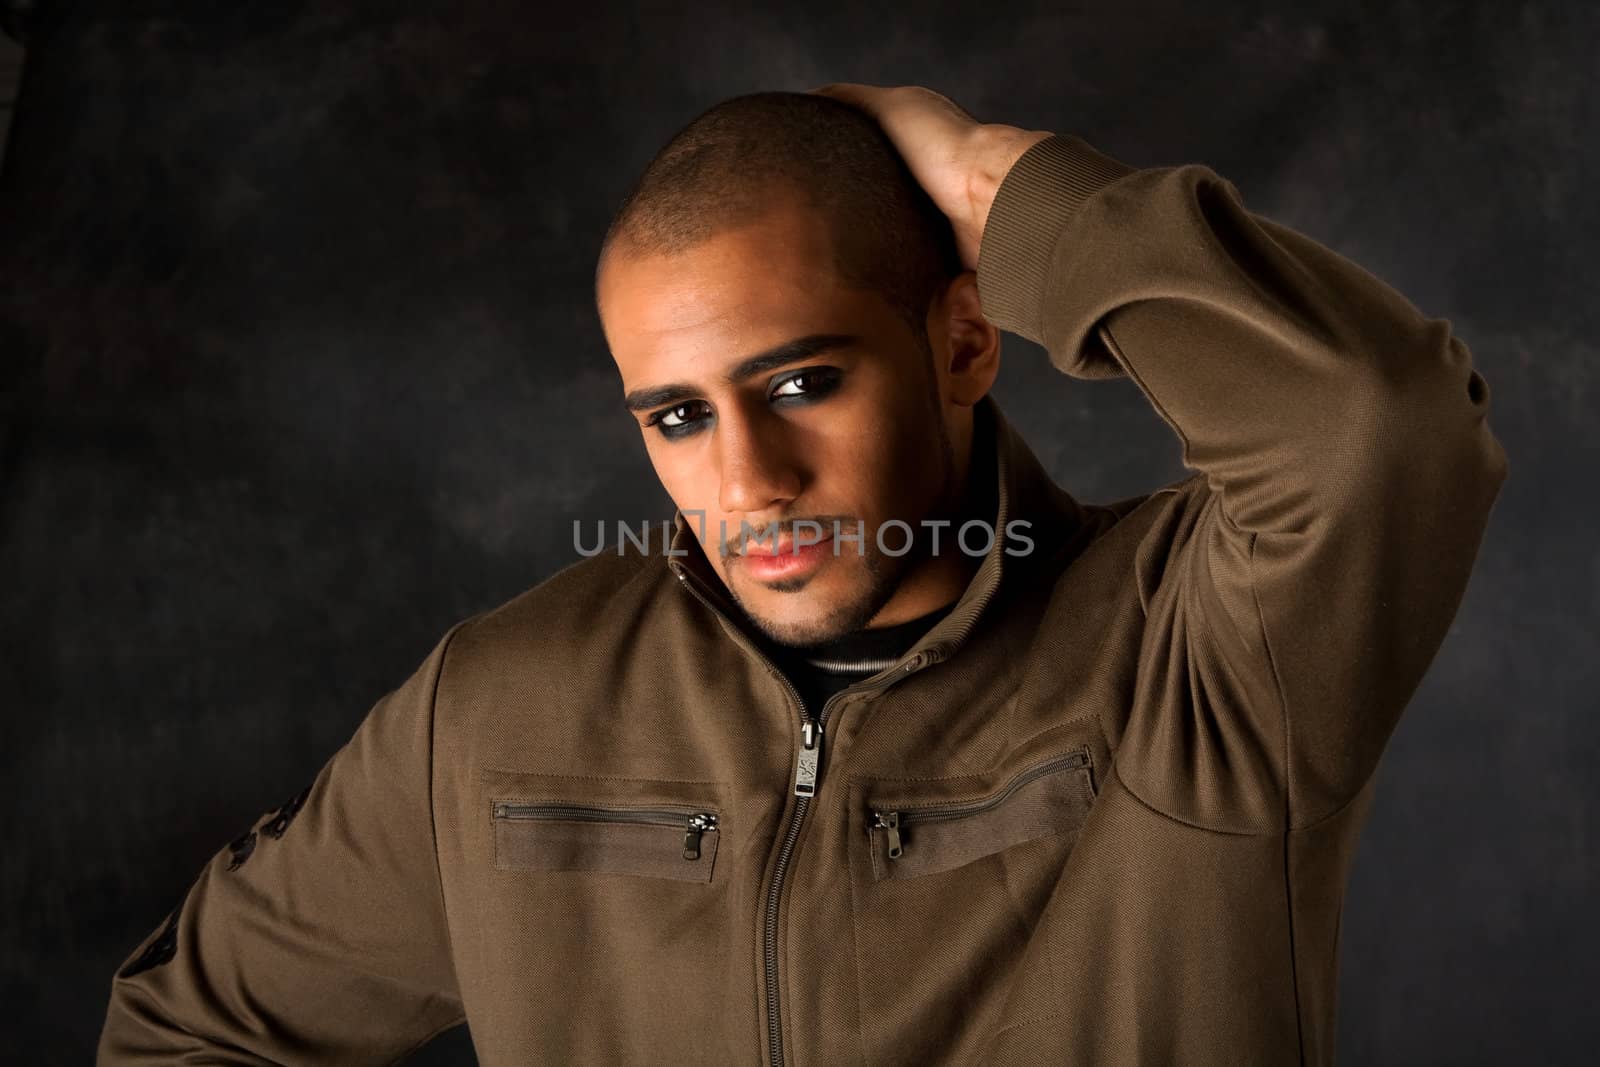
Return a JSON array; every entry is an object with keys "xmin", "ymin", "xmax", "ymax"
[{"xmin": 807, "ymin": 82, "xmax": 877, "ymax": 105}]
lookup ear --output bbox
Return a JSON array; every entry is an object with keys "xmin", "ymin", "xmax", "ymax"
[{"xmin": 930, "ymin": 271, "xmax": 1001, "ymax": 406}]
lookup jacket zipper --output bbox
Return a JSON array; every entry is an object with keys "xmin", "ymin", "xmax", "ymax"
[
  {"xmin": 491, "ymin": 802, "xmax": 720, "ymax": 861},
  {"xmin": 868, "ymin": 749, "xmax": 1090, "ymax": 860},
  {"xmin": 672, "ymin": 565, "xmax": 941, "ymax": 1067}
]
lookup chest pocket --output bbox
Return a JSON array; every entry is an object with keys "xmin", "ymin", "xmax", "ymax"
[
  {"xmin": 492, "ymin": 800, "xmax": 721, "ymax": 883},
  {"xmin": 846, "ymin": 743, "xmax": 1099, "ymax": 1064},
  {"xmin": 480, "ymin": 768, "xmax": 727, "ymax": 885},
  {"xmin": 862, "ymin": 748, "xmax": 1093, "ymax": 881}
]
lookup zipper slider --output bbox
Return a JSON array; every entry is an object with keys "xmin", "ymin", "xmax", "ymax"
[
  {"xmin": 872, "ymin": 810, "xmax": 903, "ymax": 858},
  {"xmin": 793, "ymin": 717, "xmax": 823, "ymax": 797},
  {"xmin": 682, "ymin": 812, "xmax": 717, "ymax": 860}
]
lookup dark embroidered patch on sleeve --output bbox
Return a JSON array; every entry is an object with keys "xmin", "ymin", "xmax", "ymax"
[
  {"xmin": 118, "ymin": 904, "xmax": 181, "ymax": 979},
  {"xmin": 226, "ymin": 828, "xmax": 257, "ymax": 871},
  {"xmin": 261, "ymin": 782, "xmax": 312, "ymax": 840}
]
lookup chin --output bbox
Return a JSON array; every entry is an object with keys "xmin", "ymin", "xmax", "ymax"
[{"xmin": 734, "ymin": 571, "xmax": 884, "ymax": 648}]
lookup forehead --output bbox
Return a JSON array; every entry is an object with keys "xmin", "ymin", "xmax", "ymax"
[{"xmin": 597, "ymin": 198, "xmax": 890, "ymax": 385}]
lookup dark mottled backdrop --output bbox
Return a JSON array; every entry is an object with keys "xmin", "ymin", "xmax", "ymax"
[{"xmin": 1, "ymin": 0, "xmax": 1593, "ymax": 1062}]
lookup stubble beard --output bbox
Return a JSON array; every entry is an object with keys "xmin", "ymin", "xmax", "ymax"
[
  {"xmin": 729, "ymin": 538, "xmax": 906, "ymax": 648},
  {"xmin": 729, "ymin": 418, "xmax": 958, "ymax": 649}
]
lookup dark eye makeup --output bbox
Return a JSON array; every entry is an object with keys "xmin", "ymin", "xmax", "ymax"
[
  {"xmin": 644, "ymin": 366, "xmax": 844, "ymax": 441},
  {"xmin": 644, "ymin": 399, "xmax": 712, "ymax": 440},
  {"xmin": 770, "ymin": 367, "xmax": 842, "ymax": 403}
]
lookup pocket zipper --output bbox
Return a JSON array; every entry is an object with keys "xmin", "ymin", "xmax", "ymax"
[
  {"xmin": 867, "ymin": 749, "xmax": 1090, "ymax": 860},
  {"xmin": 492, "ymin": 802, "xmax": 720, "ymax": 861}
]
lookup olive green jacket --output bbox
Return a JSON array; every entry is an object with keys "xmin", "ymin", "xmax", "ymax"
[{"xmin": 98, "ymin": 133, "xmax": 1508, "ymax": 1065}]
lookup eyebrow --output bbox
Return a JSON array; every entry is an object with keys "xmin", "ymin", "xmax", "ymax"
[{"xmin": 622, "ymin": 332, "xmax": 860, "ymax": 413}]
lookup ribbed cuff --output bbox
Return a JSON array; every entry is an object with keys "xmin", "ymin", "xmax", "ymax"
[{"xmin": 975, "ymin": 134, "xmax": 1138, "ymax": 343}]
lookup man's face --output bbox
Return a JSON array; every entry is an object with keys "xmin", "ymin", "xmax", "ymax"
[{"xmin": 597, "ymin": 193, "xmax": 961, "ymax": 647}]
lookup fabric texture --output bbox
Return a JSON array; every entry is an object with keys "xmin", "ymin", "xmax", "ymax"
[{"xmin": 98, "ymin": 132, "xmax": 1508, "ymax": 1066}]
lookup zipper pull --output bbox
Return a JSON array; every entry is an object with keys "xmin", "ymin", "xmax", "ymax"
[
  {"xmin": 872, "ymin": 810, "xmax": 903, "ymax": 859},
  {"xmin": 793, "ymin": 717, "xmax": 823, "ymax": 797},
  {"xmin": 682, "ymin": 812, "xmax": 717, "ymax": 860}
]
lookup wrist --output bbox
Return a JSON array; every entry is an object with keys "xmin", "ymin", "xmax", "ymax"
[{"xmin": 967, "ymin": 126, "xmax": 1053, "ymax": 239}]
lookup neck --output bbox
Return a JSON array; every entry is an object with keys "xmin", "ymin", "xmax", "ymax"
[{"xmin": 863, "ymin": 411, "xmax": 991, "ymax": 629}]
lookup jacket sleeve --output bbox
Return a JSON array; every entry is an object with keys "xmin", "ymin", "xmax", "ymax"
[
  {"xmin": 975, "ymin": 134, "xmax": 1508, "ymax": 830},
  {"xmin": 97, "ymin": 623, "xmax": 470, "ymax": 1064}
]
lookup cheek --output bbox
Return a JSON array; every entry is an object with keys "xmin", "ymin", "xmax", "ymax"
[
  {"xmin": 817, "ymin": 433, "xmax": 912, "ymax": 522},
  {"xmin": 874, "ymin": 403, "xmax": 943, "ymax": 493},
  {"xmin": 644, "ymin": 438, "xmax": 721, "ymax": 516}
]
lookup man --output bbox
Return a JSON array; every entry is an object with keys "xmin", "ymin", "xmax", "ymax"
[{"xmin": 98, "ymin": 84, "xmax": 1507, "ymax": 1066}]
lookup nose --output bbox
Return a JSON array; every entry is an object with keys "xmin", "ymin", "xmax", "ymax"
[{"xmin": 717, "ymin": 407, "xmax": 802, "ymax": 519}]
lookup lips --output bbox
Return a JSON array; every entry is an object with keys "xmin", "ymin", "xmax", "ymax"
[
  {"xmin": 736, "ymin": 533, "xmax": 835, "ymax": 582},
  {"xmin": 742, "ymin": 533, "xmax": 830, "ymax": 557}
]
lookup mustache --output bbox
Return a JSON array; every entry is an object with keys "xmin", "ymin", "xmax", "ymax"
[{"xmin": 720, "ymin": 515, "xmax": 858, "ymax": 557}]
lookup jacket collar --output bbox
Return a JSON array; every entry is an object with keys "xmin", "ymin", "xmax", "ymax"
[{"xmin": 664, "ymin": 393, "xmax": 1083, "ymax": 671}]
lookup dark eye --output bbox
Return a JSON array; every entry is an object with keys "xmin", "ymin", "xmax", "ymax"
[
  {"xmin": 646, "ymin": 399, "xmax": 712, "ymax": 440},
  {"xmin": 770, "ymin": 367, "xmax": 842, "ymax": 403}
]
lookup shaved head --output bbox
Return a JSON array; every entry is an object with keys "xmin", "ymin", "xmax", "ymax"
[{"xmin": 595, "ymin": 90, "xmax": 963, "ymax": 346}]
